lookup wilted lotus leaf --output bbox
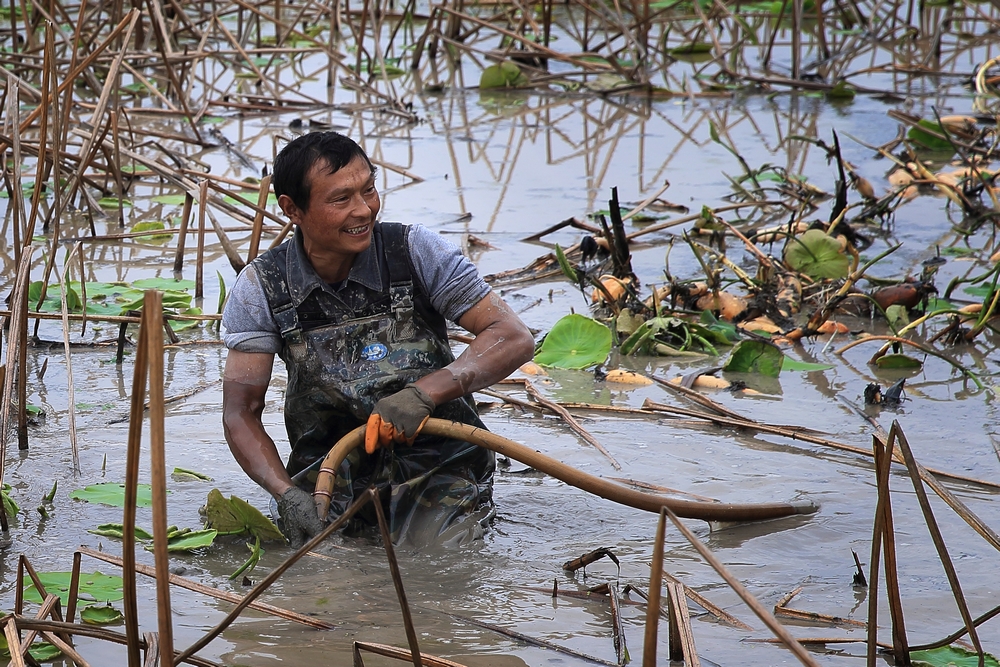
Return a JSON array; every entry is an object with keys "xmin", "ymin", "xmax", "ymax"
[{"xmin": 205, "ymin": 489, "xmax": 284, "ymax": 542}]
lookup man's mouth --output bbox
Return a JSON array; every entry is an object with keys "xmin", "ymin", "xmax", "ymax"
[{"xmin": 344, "ymin": 224, "xmax": 369, "ymax": 236}]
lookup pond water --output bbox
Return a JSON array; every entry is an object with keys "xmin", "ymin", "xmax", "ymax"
[{"xmin": 1, "ymin": 18, "xmax": 1000, "ymax": 666}]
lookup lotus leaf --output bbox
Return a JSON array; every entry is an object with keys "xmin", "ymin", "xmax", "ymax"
[
  {"xmin": 911, "ymin": 646, "xmax": 1000, "ymax": 667},
  {"xmin": 172, "ymin": 467, "xmax": 213, "ymax": 482},
  {"xmin": 154, "ymin": 528, "xmax": 217, "ymax": 552},
  {"xmin": 2, "ymin": 484, "xmax": 18, "ymax": 517},
  {"xmin": 875, "ymin": 353, "xmax": 923, "ymax": 369},
  {"xmin": 907, "ymin": 119, "xmax": 954, "ymax": 152},
  {"xmin": 723, "ymin": 340, "xmax": 783, "ymax": 377},
  {"xmin": 23, "ymin": 571, "xmax": 124, "ymax": 606},
  {"xmin": 152, "ymin": 194, "xmax": 187, "ymax": 205},
  {"xmin": 88, "ymin": 523, "xmax": 154, "ymax": 540},
  {"xmin": 534, "ymin": 314, "xmax": 612, "ymax": 369},
  {"xmin": 204, "ymin": 489, "xmax": 284, "ymax": 541},
  {"xmin": 784, "ymin": 229, "xmax": 850, "ymax": 280},
  {"xmin": 480, "ymin": 61, "xmax": 529, "ymax": 89},
  {"xmin": 80, "ymin": 605, "xmax": 124, "ymax": 625},
  {"xmin": 70, "ymin": 483, "xmax": 154, "ymax": 507},
  {"xmin": 0, "ymin": 635, "xmax": 62, "ymax": 662}
]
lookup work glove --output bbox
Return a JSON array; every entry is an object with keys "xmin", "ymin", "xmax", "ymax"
[
  {"xmin": 365, "ymin": 384, "xmax": 435, "ymax": 454},
  {"xmin": 276, "ymin": 486, "xmax": 325, "ymax": 549}
]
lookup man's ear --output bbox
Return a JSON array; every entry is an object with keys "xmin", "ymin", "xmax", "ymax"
[{"xmin": 277, "ymin": 194, "xmax": 302, "ymax": 224}]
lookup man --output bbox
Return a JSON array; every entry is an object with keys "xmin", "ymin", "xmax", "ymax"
[{"xmin": 222, "ymin": 132, "xmax": 534, "ymax": 548}]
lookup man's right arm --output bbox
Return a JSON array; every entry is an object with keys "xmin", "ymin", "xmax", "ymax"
[{"xmin": 222, "ymin": 350, "xmax": 295, "ymax": 500}]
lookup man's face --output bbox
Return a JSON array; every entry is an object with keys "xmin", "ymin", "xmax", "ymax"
[{"xmin": 280, "ymin": 155, "xmax": 381, "ymax": 263}]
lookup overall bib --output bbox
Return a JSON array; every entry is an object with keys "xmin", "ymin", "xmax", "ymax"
[{"xmin": 253, "ymin": 223, "xmax": 494, "ymax": 542}]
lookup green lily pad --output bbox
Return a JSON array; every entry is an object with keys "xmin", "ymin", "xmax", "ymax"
[
  {"xmin": 911, "ymin": 645, "xmax": 1000, "ymax": 667},
  {"xmin": 70, "ymin": 483, "xmax": 153, "ymax": 507},
  {"xmin": 204, "ymin": 489, "xmax": 284, "ymax": 542},
  {"xmin": 723, "ymin": 339, "xmax": 783, "ymax": 377},
  {"xmin": 131, "ymin": 220, "xmax": 171, "ymax": 241},
  {"xmin": 480, "ymin": 61, "xmax": 529, "ymax": 89},
  {"xmin": 875, "ymin": 354, "xmax": 923, "ymax": 369},
  {"xmin": 781, "ymin": 356, "xmax": 834, "ymax": 371},
  {"xmin": 23, "ymin": 571, "xmax": 124, "ymax": 606},
  {"xmin": 88, "ymin": 523, "xmax": 153, "ymax": 540},
  {"xmin": 154, "ymin": 528, "xmax": 217, "ymax": 552},
  {"xmin": 964, "ymin": 284, "xmax": 996, "ymax": 298},
  {"xmin": 669, "ymin": 42, "xmax": 713, "ymax": 54},
  {"xmin": 784, "ymin": 229, "xmax": 850, "ymax": 280},
  {"xmin": 80, "ymin": 604, "xmax": 124, "ymax": 625},
  {"xmin": 0, "ymin": 635, "xmax": 62, "ymax": 662},
  {"xmin": 907, "ymin": 119, "xmax": 954, "ymax": 152},
  {"xmin": 131, "ymin": 277, "xmax": 195, "ymax": 291},
  {"xmin": 152, "ymin": 194, "xmax": 187, "ymax": 205},
  {"xmin": 534, "ymin": 314, "xmax": 612, "ymax": 369},
  {"xmin": 97, "ymin": 196, "xmax": 131, "ymax": 208},
  {"xmin": 172, "ymin": 467, "xmax": 213, "ymax": 482}
]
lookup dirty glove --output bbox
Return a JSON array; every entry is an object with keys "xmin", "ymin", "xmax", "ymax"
[
  {"xmin": 365, "ymin": 384, "xmax": 435, "ymax": 454},
  {"xmin": 277, "ymin": 486, "xmax": 325, "ymax": 549}
]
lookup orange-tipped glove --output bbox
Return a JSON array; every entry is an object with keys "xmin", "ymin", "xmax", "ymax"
[{"xmin": 365, "ymin": 385, "xmax": 436, "ymax": 454}]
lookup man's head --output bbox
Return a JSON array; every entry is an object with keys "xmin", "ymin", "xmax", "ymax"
[{"xmin": 273, "ymin": 132, "xmax": 374, "ymax": 213}]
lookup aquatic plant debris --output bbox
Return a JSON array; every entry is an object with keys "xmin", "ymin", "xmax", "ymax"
[{"xmin": 204, "ymin": 489, "xmax": 284, "ymax": 541}]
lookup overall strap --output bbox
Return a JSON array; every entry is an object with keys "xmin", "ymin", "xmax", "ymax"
[
  {"xmin": 380, "ymin": 223, "xmax": 415, "ymax": 329},
  {"xmin": 253, "ymin": 250, "xmax": 305, "ymax": 348}
]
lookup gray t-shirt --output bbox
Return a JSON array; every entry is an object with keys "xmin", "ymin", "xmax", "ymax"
[{"xmin": 222, "ymin": 223, "xmax": 490, "ymax": 354}]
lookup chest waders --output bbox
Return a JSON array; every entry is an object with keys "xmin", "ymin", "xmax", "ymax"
[{"xmin": 253, "ymin": 223, "xmax": 494, "ymax": 542}]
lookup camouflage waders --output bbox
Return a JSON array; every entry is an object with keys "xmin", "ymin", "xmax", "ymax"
[{"xmin": 252, "ymin": 223, "xmax": 494, "ymax": 543}]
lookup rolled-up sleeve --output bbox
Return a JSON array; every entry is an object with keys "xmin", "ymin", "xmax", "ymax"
[
  {"xmin": 221, "ymin": 265, "xmax": 283, "ymax": 353},
  {"xmin": 407, "ymin": 224, "xmax": 491, "ymax": 323}
]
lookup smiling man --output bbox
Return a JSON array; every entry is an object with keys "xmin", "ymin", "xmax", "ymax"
[{"xmin": 221, "ymin": 132, "xmax": 534, "ymax": 547}]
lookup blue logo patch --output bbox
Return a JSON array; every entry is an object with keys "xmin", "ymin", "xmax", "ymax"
[{"xmin": 361, "ymin": 342, "xmax": 388, "ymax": 361}]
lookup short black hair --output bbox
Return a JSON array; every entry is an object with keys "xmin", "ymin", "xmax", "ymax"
[{"xmin": 272, "ymin": 132, "xmax": 374, "ymax": 212}]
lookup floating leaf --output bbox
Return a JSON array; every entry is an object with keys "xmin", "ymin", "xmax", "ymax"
[
  {"xmin": 23, "ymin": 571, "xmax": 124, "ymax": 606},
  {"xmin": 875, "ymin": 354, "xmax": 923, "ymax": 369},
  {"xmin": 152, "ymin": 193, "xmax": 187, "ymax": 205},
  {"xmin": 924, "ymin": 297, "xmax": 957, "ymax": 312},
  {"xmin": 907, "ymin": 119, "xmax": 953, "ymax": 152},
  {"xmin": 723, "ymin": 339, "xmax": 783, "ymax": 377},
  {"xmin": 131, "ymin": 220, "xmax": 172, "ymax": 241},
  {"xmin": 152, "ymin": 528, "xmax": 217, "ymax": 552},
  {"xmin": 911, "ymin": 645, "xmax": 1000, "ymax": 667},
  {"xmin": 669, "ymin": 42, "xmax": 713, "ymax": 54},
  {"xmin": 826, "ymin": 80, "xmax": 856, "ymax": 99},
  {"xmin": 781, "ymin": 356, "xmax": 834, "ymax": 372},
  {"xmin": 97, "ymin": 196, "xmax": 131, "ymax": 208},
  {"xmin": 204, "ymin": 489, "xmax": 284, "ymax": 541},
  {"xmin": 964, "ymin": 284, "xmax": 996, "ymax": 298},
  {"xmin": 783, "ymin": 229, "xmax": 850, "ymax": 280},
  {"xmin": 88, "ymin": 523, "xmax": 153, "ymax": 540},
  {"xmin": 172, "ymin": 467, "xmax": 213, "ymax": 482},
  {"xmin": 0, "ymin": 635, "xmax": 63, "ymax": 662},
  {"xmin": 480, "ymin": 61, "xmax": 529, "ymax": 89},
  {"xmin": 80, "ymin": 605, "xmax": 124, "ymax": 625},
  {"xmin": 131, "ymin": 277, "xmax": 196, "ymax": 291},
  {"xmin": 534, "ymin": 314, "xmax": 612, "ymax": 369},
  {"xmin": 70, "ymin": 483, "xmax": 153, "ymax": 507}
]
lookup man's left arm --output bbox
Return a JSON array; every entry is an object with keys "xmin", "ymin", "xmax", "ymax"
[
  {"xmin": 415, "ymin": 290, "xmax": 534, "ymax": 405},
  {"xmin": 365, "ymin": 290, "xmax": 534, "ymax": 451}
]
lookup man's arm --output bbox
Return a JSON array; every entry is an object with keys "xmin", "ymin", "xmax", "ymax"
[
  {"xmin": 222, "ymin": 350, "xmax": 295, "ymax": 499},
  {"xmin": 413, "ymin": 290, "xmax": 535, "ymax": 407}
]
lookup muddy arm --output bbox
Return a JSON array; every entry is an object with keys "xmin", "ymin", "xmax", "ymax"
[{"xmin": 223, "ymin": 350, "xmax": 294, "ymax": 499}]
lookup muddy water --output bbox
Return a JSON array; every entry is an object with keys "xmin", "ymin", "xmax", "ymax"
[{"xmin": 2, "ymin": 83, "xmax": 1000, "ymax": 667}]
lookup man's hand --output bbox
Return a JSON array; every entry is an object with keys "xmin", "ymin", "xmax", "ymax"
[
  {"xmin": 365, "ymin": 385, "xmax": 436, "ymax": 453},
  {"xmin": 277, "ymin": 486, "xmax": 325, "ymax": 548}
]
